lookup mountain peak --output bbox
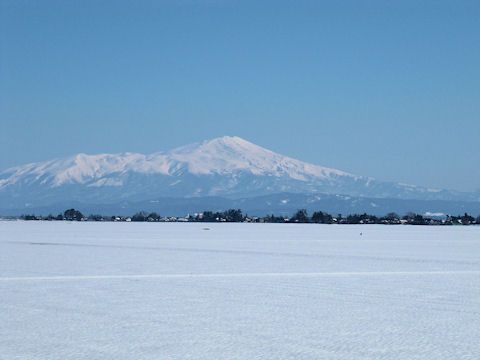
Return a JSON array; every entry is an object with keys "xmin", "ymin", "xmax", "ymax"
[
  {"xmin": 204, "ymin": 136, "xmax": 273, "ymax": 155},
  {"xmin": 166, "ymin": 135, "xmax": 347, "ymax": 179},
  {"xmin": 1, "ymin": 136, "xmax": 472, "ymax": 211},
  {"xmin": 1, "ymin": 136, "xmax": 350, "ymax": 187},
  {"xmin": 207, "ymin": 135, "xmax": 259, "ymax": 149},
  {"xmin": 171, "ymin": 136, "xmax": 265, "ymax": 155},
  {"xmin": 208, "ymin": 135, "xmax": 248, "ymax": 145}
]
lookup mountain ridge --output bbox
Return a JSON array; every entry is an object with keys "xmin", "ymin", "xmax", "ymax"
[
  {"xmin": 1, "ymin": 136, "xmax": 354, "ymax": 186},
  {"xmin": 0, "ymin": 136, "xmax": 477, "ymax": 211}
]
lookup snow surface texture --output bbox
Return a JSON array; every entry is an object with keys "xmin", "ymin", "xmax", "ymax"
[{"xmin": 1, "ymin": 222, "xmax": 479, "ymax": 359}]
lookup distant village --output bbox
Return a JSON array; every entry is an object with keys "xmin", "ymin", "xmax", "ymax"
[{"xmin": 11, "ymin": 208, "xmax": 480, "ymax": 225}]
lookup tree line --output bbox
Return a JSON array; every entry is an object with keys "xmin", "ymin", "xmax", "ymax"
[{"xmin": 18, "ymin": 208, "xmax": 480, "ymax": 225}]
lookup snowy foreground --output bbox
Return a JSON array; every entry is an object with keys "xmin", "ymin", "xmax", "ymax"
[{"xmin": 1, "ymin": 222, "xmax": 479, "ymax": 360}]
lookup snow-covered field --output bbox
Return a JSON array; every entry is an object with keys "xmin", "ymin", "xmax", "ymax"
[{"xmin": 1, "ymin": 222, "xmax": 479, "ymax": 359}]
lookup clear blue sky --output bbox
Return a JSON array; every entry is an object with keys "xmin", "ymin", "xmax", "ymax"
[{"xmin": 1, "ymin": 0, "xmax": 479, "ymax": 192}]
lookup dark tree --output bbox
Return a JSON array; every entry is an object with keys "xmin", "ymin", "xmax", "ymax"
[
  {"xmin": 412, "ymin": 214, "xmax": 426, "ymax": 225},
  {"xmin": 290, "ymin": 209, "xmax": 309, "ymax": 223},
  {"xmin": 131, "ymin": 211, "xmax": 148, "ymax": 222},
  {"xmin": 224, "ymin": 209, "xmax": 244, "ymax": 222},
  {"xmin": 147, "ymin": 212, "xmax": 161, "ymax": 221},
  {"xmin": 199, "ymin": 211, "xmax": 216, "ymax": 222},
  {"xmin": 460, "ymin": 213, "xmax": 475, "ymax": 225},
  {"xmin": 402, "ymin": 212, "xmax": 416, "ymax": 221},
  {"xmin": 385, "ymin": 212, "xmax": 399, "ymax": 221},
  {"xmin": 311, "ymin": 211, "xmax": 333, "ymax": 224},
  {"xmin": 64, "ymin": 209, "xmax": 84, "ymax": 221},
  {"xmin": 263, "ymin": 214, "xmax": 285, "ymax": 223}
]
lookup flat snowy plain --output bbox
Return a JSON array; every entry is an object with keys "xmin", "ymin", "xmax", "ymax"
[{"xmin": 1, "ymin": 222, "xmax": 479, "ymax": 359}]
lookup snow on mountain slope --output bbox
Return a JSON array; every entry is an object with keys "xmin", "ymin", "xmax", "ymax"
[
  {"xmin": 0, "ymin": 136, "xmax": 475, "ymax": 209},
  {"xmin": 0, "ymin": 136, "xmax": 354, "ymax": 188},
  {"xmin": 164, "ymin": 136, "xmax": 351, "ymax": 179},
  {"xmin": 1, "ymin": 153, "xmax": 148, "ymax": 187}
]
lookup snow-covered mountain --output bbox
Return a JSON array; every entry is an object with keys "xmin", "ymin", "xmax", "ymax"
[{"xmin": 0, "ymin": 136, "xmax": 476, "ymax": 211}]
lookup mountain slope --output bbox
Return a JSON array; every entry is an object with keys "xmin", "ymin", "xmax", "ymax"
[
  {"xmin": 2, "ymin": 193, "xmax": 480, "ymax": 217},
  {"xmin": 0, "ymin": 136, "xmax": 476, "ymax": 210}
]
